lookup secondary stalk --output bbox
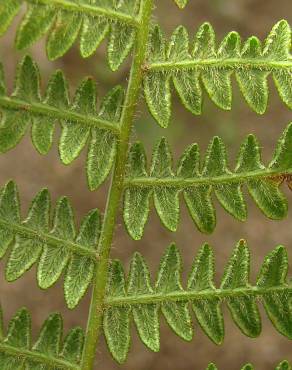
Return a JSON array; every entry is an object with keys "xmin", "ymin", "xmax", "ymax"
[{"xmin": 80, "ymin": 1, "xmax": 153, "ymax": 369}]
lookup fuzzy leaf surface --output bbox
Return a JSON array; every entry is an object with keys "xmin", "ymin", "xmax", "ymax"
[
  {"xmin": 2, "ymin": 0, "xmax": 140, "ymax": 69},
  {"xmin": 104, "ymin": 241, "xmax": 292, "ymax": 363},
  {"xmin": 0, "ymin": 56, "xmax": 123, "ymax": 190},
  {"xmin": 145, "ymin": 21, "xmax": 292, "ymax": 126},
  {"xmin": 124, "ymin": 123, "xmax": 292, "ymax": 239},
  {"xmin": 0, "ymin": 180, "xmax": 100, "ymax": 309},
  {"xmin": 0, "ymin": 305, "xmax": 83, "ymax": 369}
]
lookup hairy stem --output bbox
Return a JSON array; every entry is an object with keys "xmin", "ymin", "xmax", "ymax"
[
  {"xmin": 124, "ymin": 169, "xmax": 292, "ymax": 188},
  {"xmin": 149, "ymin": 58, "xmax": 292, "ymax": 71},
  {"xmin": 104, "ymin": 284, "xmax": 292, "ymax": 307},
  {"xmin": 80, "ymin": 1, "xmax": 153, "ymax": 369}
]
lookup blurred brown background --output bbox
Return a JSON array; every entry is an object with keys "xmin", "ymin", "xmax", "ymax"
[{"xmin": 0, "ymin": 1, "xmax": 292, "ymax": 369}]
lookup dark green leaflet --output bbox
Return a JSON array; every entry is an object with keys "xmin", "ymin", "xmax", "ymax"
[
  {"xmin": 0, "ymin": 56, "xmax": 123, "ymax": 191},
  {"xmin": 0, "ymin": 180, "xmax": 101, "ymax": 309},
  {"xmin": 124, "ymin": 123, "xmax": 292, "ymax": 239},
  {"xmin": 0, "ymin": 305, "xmax": 83, "ymax": 369},
  {"xmin": 103, "ymin": 241, "xmax": 292, "ymax": 362},
  {"xmin": 1, "ymin": 0, "xmax": 140, "ymax": 69},
  {"xmin": 144, "ymin": 21, "xmax": 292, "ymax": 127}
]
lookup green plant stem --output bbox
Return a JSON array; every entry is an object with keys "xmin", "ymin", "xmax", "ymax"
[
  {"xmin": 104, "ymin": 284, "xmax": 292, "ymax": 307},
  {"xmin": 149, "ymin": 58, "xmax": 292, "ymax": 71},
  {"xmin": 124, "ymin": 169, "xmax": 292, "ymax": 188},
  {"xmin": 80, "ymin": 1, "xmax": 153, "ymax": 369}
]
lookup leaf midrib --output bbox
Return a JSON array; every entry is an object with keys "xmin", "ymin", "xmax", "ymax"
[
  {"xmin": 105, "ymin": 283, "xmax": 292, "ymax": 306},
  {"xmin": 124, "ymin": 168, "xmax": 292, "ymax": 188},
  {"xmin": 0, "ymin": 96, "xmax": 120, "ymax": 135},
  {"xmin": 148, "ymin": 58, "xmax": 292, "ymax": 72},
  {"xmin": 0, "ymin": 342, "xmax": 80, "ymax": 369},
  {"xmin": 0, "ymin": 218, "xmax": 97, "ymax": 260}
]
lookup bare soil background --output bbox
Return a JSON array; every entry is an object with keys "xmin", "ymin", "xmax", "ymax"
[{"xmin": 0, "ymin": 1, "xmax": 291, "ymax": 369}]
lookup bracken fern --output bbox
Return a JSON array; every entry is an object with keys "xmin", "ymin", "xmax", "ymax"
[{"xmin": 0, "ymin": 0, "xmax": 291, "ymax": 369}]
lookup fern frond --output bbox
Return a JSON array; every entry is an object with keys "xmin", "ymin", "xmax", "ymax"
[
  {"xmin": 144, "ymin": 20, "xmax": 292, "ymax": 127},
  {"xmin": 0, "ymin": 180, "xmax": 100, "ymax": 309},
  {"xmin": 123, "ymin": 122, "xmax": 292, "ymax": 239},
  {"xmin": 0, "ymin": 55, "xmax": 123, "ymax": 190},
  {"xmin": 1, "ymin": 0, "xmax": 141, "ymax": 70},
  {"xmin": 103, "ymin": 241, "xmax": 292, "ymax": 363},
  {"xmin": 0, "ymin": 305, "xmax": 83, "ymax": 369},
  {"xmin": 206, "ymin": 361, "xmax": 291, "ymax": 370}
]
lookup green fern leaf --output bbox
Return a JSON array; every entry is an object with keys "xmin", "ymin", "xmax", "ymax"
[
  {"xmin": 273, "ymin": 68, "xmax": 292, "ymax": 109},
  {"xmin": 47, "ymin": 9, "xmax": 82, "ymax": 60},
  {"xmin": 108, "ymin": 21, "xmax": 136, "ymax": 71},
  {"xmin": 0, "ymin": 2, "xmax": 291, "ymax": 367},
  {"xmin": 220, "ymin": 240, "xmax": 261, "ymax": 337},
  {"xmin": 59, "ymin": 78, "xmax": 95, "ymax": 165},
  {"xmin": 236, "ymin": 37, "xmax": 269, "ymax": 114},
  {"xmin": 263, "ymin": 20, "xmax": 291, "ymax": 60},
  {"xmin": 80, "ymin": 15, "xmax": 109, "ymax": 58},
  {"xmin": 104, "ymin": 241, "xmax": 292, "ymax": 363},
  {"xmin": 32, "ymin": 313, "xmax": 62, "ymax": 356},
  {"xmin": 104, "ymin": 260, "xmax": 130, "ymax": 364},
  {"xmin": 236, "ymin": 134, "xmax": 287, "ymax": 219},
  {"xmin": 124, "ymin": 123, "xmax": 292, "ymax": 239},
  {"xmin": 0, "ymin": 180, "xmax": 20, "ymax": 258},
  {"xmin": 145, "ymin": 20, "xmax": 292, "ymax": 127},
  {"xmin": 156, "ymin": 244, "xmax": 193, "ymax": 341},
  {"xmin": 144, "ymin": 25, "xmax": 171, "ymax": 128},
  {"xmin": 32, "ymin": 69, "xmax": 69, "ymax": 154},
  {"xmin": 87, "ymin": 85, "xmax": 123, "ymax": 190},
  {"xmin": 64, "ymin": 209, "xmax": 101, "ymax": 309},
  {"xmin": 6, "ymin": 188, "xmax": 50, "ymax": 282},
  {"xmin": 187, "ymin": 244, "xmax": 224, "ymax": 344},
  {"xmin": 5, "ymin": 308, "xmax": 30, "ymax": 349},
  {"xmin": 61, "ymin": 327, "xmax": 84, "ymax": 365},
  {"xmin": 13, "ymin": 53, "xmax": 40, "ymax": 102},
  {"xmin": 203, "ymin": 137, "xmax": 246, "ymax": 221},
  {"xmin": 169, "ymin": 26, "xmax": 202, "ymax": 115},
  {"xmin": 150, "ymin": 138, "xmax": 179, "ymax": 231},
  {"xmin": 177, "ymin": 143, "xmax": 215, "ymax": 234},
  {"xmin": 44, "ymin": 69, "xmax": 70, "ymax": 109},
  {"xmin": 0, "ymin": 305, "xmax": 83, "ymax": 369},
  {"xmin": 0, "ymin": 55, "xmax": 40, "ymax": 152},
  {"xmin": 0, "ymin": 56, "xmax": 122, "ymax": 190},
  {"xmin": 123, "ymin": 142, "xmax": 151, "ymax": 240},
  {"xmin": 128, "ymin": 252, "xmax": 160, "ymax": 352},
  {"xmin": 37, "ymin": 196, "xmax": 76, "ymax": 289},
  {"xmin": 257, "ymin": 246, "xmax": 292, "ymax": 338},
  {"xmin": 0, "ymin": 0, "xmax": 21, "ymax": 36},
  {"xmin": 1, "ymin": 0, "xmax": 140, "ymax": 69},
  {"xmin": 0, "ymin": 181, "xmax": 100, "ymax": 309},
  {"xmin": 15, "ymin": 4, "xmax": 55, "ymax": 51},
  {"xmin": 198, "ymin": 25, "xmax": 233, "ymax": 111}
]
